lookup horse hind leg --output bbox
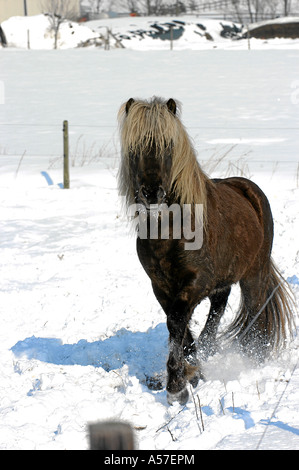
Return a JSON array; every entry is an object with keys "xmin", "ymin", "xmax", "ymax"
[
  {"xmin": 198, "ymin": 287, "xmax": 231, "ymax": 359},
  {"xmin": 229, "ymin": 260, "xmax": 294, "ymax": 360}
]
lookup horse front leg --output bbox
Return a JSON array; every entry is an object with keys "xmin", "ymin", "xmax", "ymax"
[{"xmin": 166, "ymin": 299, "xmax": 199, "ymax": 405}]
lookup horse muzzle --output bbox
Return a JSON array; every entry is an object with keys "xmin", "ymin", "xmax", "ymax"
[{"xmin": 137, "ymin": 184, "xmax": 167, "ymax": 209}]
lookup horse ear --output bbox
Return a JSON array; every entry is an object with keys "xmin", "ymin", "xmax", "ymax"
[
  {"xmin": 166, "ymin": 98, "xmax": 176, "ymax": 115},
  {"xmin": 125, "ymin": 98, "xmax": 135, "ymax": 115}
]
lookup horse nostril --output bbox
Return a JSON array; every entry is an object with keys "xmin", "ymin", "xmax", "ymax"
[
  {"xmin": 140, "ymin": 185, "xmax": 166, "ymax": 204},
  {"xmin": 141, "ymin": 186, "xmax": 150, "ymax": 200},
  {"xmin": 158, "ymin": 186, "xmax": 166, "ymax": 201}
]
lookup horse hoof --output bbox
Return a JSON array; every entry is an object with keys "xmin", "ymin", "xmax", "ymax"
[
  {"xmin": 167, "ymin": 388, "xmax": 189, "ymax": 406},
  {"xmin": 189, "ymin": 370, "xmax": 205, "ymax": 388},
  {"xmin": 189, "ymin": 374, "xmax": 200, "ymax": 388}
]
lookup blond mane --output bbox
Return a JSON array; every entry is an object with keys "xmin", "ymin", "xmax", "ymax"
[{"xmin": 118, "ymin": 97, "xmax": 211, "ymax": 220}]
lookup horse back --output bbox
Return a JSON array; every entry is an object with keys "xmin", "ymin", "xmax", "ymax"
[
  {"xmin": 212, "ymin": 176, "xmax": 273, "ymax": 231},
  {"xmin": 206, "ymin": 176, "xmax": 274, "ymax": 281}
]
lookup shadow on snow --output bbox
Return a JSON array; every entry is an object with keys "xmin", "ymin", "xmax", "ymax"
[
  {"xmin": 11, "ymin": 323, "xmax": 168, "ymax": 389},
  {"xmin": 11, "ymin": 327, "xmax": 299, "ymax": 437}
]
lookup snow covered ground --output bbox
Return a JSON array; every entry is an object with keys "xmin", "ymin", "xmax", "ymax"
[
  {"xmin": 2, "ymin": 14, "xmax": 299, "ymax": 51},
  {"xmin": 1, "ymin": 14, "xmax": 98, "ymax": 50},
  {"xmin": 0, "ymin": 29, "xmax": 298, "ymax": 450},
  {"xmin": 86, "ymin": 15, "xmax": 299, "ymax": 50}
]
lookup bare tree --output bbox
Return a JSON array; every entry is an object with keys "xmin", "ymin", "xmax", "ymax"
[
  {"xmin": 188, "ymin": 1, "xmax": 198, "ymax": 14},
  {"xmin": 283, "ymin": 0, "xmax": 292, "ymax": 15},
  {"xmin": 85, "ymin": 0, "xmax": 105, "ymax": 13},
  {"xmin": 126, "ymin": 0, "xmax": 139, "ymax": 13},
  {"xmin": 230, "ymin": 0, "xmax": 244, "ymax": 22},
  {"xmin": 122, "ymin": 0, "xmax": 299, "ymax": 18},
  {"xmin": 125, "ymin": 0, "xmax": 164, "ymax": 15},
  {"xmin": 246, "ymin": 0, "xmax": 254, "ymax": 22},
  {"xmin": 227, "ymin": 0, "xmax": 285, "ymax": 23},
  {"xmin": 139, "ymin": 0, "xmax": 157, "ymax": 15},
  {"xmin": 265, "ymin": 0, "xmax": 280, "ymax": 18},
  {"xmin": 42, "ymin": 0, "xmax": 78, "ymax": 49}
]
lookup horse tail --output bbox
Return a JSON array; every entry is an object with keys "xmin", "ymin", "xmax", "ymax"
[
  {"xmin": 228, "ymin": 260, "xmax": 296, "ymax": 359},
  {"xmin": 262, "ymin": 261, "xmax": 295, "ymax": 349}
]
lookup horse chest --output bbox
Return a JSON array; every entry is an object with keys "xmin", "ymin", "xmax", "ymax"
[{"xmin": 137, "ymin": 239, "xmax": 183, "ymax": 292}]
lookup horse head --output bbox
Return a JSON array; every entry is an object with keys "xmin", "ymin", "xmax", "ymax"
[
  {"xmin": 124, "ymin": 98, "xmax": 177, "ymax": 209},
  {"xmin": 118, "ymin": 96, "xmax": 208, "ymax": 218}
]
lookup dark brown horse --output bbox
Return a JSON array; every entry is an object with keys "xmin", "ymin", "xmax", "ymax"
[{"xmin": 118, "ymin": 96, "xmax": 294, "ymax": 405}]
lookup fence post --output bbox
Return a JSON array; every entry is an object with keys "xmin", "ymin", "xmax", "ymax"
[
  {"xmin": 89, "ymin": 421, "xmax": 135, "ymax": 450},
  {"xmin": 246, "ymin": 24, "xmax": 251, "ymax": 50},
  {"xmin": 27, "ymin": 30, "xmax": 30, "ymax": 49},
  {"xmin": 170, "ymin": 25, "xmax": 173, "ymax": 50},
  {"xmin": 63, "ymin": 120, "xmax": 70, "ymax": 189}
]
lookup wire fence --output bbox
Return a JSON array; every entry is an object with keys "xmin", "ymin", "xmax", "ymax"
[
  {"xmin": 0, "ymin": 122, "xmax": 298, "ymax": 167},
  {"xmin": 2, "ymin": 123, "xmax": 299, "ymax": 129},
  {"xmin": 1, "ymin": 121, "xmax": 298, "ymax": 191}
]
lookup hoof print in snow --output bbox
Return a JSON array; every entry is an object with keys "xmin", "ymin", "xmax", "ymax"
[{"xmin": 145, "ymin": 374, "xmax": 164, "ymax": 390}]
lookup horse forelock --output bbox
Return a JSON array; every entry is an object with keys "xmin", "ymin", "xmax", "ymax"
[{"xmin": 118, "ymin": 97, "xmax": 179, "ymax": 155}]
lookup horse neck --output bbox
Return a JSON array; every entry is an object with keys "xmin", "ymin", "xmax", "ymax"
[{"xmin": 172, "ymin": 142, "xmax": 209, "ymax": 205}]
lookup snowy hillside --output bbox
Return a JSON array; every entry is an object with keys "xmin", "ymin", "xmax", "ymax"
[
  {"xmin": 2, "ymin": 14, "xmax": 299, "ymax": 50},
  {"xmin": 1, "ymin": 14, "xmax": 98, "ymax": 49},
  {"xmin": 0, "ymin": 23, "xmax": 298, "ymax": 450}
]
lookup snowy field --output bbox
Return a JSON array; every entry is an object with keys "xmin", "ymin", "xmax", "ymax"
[
  {"xmin": 0, "ymin": 33, "xmax": 299, "ymax": 450},
  {"xmin": 3, "ymin": 14, "xmax": 299, "ymax": 51}
]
